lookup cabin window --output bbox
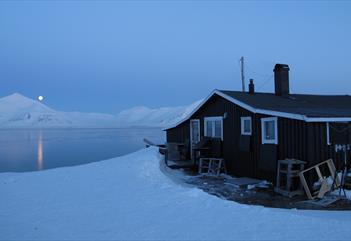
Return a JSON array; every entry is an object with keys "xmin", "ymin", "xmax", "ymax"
[
  {"xmin": 261, "ymin": 117, "xmax": 278, "ymax": 144},
  {"xmin": 241, "ymin": 117, "xmax": 252, "ymax": 135},
  {"xmin": 204, "ymin": 116, "xmax": 223, "ymax": 140}
]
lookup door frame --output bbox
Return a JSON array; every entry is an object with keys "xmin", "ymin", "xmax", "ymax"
[{"xmin": 190, "ymin": 119, "xmax": 200, "ymax": 159}]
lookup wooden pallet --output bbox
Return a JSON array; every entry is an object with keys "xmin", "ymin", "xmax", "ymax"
[{"xmin": 299, "ymin": 159, "xmax": 341, "ymax": 200}]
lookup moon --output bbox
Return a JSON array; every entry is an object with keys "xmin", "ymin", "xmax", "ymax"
[{"xmin": 38, "ymin": 96, "xmax": 44, "ymax": 101}]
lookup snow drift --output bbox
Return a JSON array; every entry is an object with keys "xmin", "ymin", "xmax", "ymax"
[{"xmin": 0, "ymin": 147, "xmax": 350, "ymax": 240}]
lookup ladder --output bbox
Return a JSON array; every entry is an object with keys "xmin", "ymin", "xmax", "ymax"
[{"xmin": 198, "ymin": 158, "xmax": 227, "ymax": 176}]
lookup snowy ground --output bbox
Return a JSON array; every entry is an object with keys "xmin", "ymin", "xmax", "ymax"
[{"xmin": 1, "ymin": 147, "xmax": 351, "ymax": 240}]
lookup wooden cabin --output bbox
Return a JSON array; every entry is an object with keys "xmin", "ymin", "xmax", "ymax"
[{"xmin": 164, "ymin": 64, "xmax": 351, "ymax": 183}]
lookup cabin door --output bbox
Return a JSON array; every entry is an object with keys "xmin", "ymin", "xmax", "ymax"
[{"xmin": 190, "ymin": 119, "xmax": 200, "ymax": 159}]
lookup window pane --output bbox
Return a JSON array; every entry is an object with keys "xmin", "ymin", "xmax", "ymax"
[
  {"xmin": 206, "ymin": 121, "xmax": 212, "ymax": 137},
  {"xmin": 244, "ymin": 119, "xmax": 251, "ymax": 133},
  {"xmin": 214, "ymin": 120, "xmax": 222, "ymax": 138},
  {"xmin": 265, "ymin": 121, "xmax": 275, "ymax": 140}
]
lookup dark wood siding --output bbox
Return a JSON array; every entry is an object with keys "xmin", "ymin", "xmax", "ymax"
[
  {"xmin": 165, "ymin": 93, "xmax": 351, "ymax": 183},
  {"xmin": 188, "ymin": 95, "xmax": 256, "ymax": 178},
  {"xmin": 166, "ymin": 120, "xmax": 189, "ymax": 144}
]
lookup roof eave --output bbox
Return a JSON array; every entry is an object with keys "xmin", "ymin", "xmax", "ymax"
[
  {"xmin": 163, "ymin": 89, "xmax": 219, "ymax": 131},
  {"xmin": 163, "ymin": 90, "xmax": 351, "ymax": 131}
]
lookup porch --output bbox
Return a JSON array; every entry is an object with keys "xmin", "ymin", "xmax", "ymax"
[{"xmin": 162, "ymin": 137, "xmax": 225, "ymax": 172}]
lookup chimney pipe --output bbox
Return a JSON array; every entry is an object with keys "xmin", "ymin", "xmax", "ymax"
[
  {"xmin": 249, "ymin": 79, "xmax": 254, "ymax": 94},
  {"xmin": 274, "ymin": 64, "xmax": 290, "ymax": 96}
]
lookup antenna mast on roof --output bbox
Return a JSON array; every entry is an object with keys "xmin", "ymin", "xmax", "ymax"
[{"xmin": 240, "ymin": 56, "xmax": 245, "ymax": 92}]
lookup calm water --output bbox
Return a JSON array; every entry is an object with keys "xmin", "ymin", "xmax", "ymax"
[{"xmin": 0, "ymin": 128, "xmax": 165, "ymax": 173}]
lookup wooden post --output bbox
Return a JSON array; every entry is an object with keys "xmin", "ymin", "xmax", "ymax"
[
  {"xmin": 240, "ymin": 57, "xmax": 245, "ymax": 92},
  {"xmin": 276, "ymin": 160, "xmax": 281, "ymax": 189},
  {"xmin": 286, "ymin": 162, "xmax": 292, "ymax": 192}
]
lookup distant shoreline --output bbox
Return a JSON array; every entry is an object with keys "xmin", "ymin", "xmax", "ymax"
[{"xmin": 0, "ymin": 126, "xmax": 165, "ymax": 130}]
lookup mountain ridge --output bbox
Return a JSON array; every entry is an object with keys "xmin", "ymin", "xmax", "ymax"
[{"xmin": 0, "ymin": 93, "xmax": 200, "ymax": 128}]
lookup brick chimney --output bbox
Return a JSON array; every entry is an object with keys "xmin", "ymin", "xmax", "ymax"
[
  {"xmin": 249, "ymin": 79, "xmax": 254, "ymax": 95},
  {"xmin": 274, "ymin": 64, "xmax": 290, "ymax": 96}
]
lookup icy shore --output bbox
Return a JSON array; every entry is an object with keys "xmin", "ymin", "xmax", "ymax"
[{"xmin": 1, "ymin": 147, "xmax": 351, "ymax": 240}]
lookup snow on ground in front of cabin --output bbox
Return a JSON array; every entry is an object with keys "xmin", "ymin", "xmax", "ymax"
[{"xmin": 0, "ymin": 147, "xmax": 351, "ymax": 240}]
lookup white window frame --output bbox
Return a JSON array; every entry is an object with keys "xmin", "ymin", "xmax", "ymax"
[
  {"xmin": 241, "ymin": 116, "xmax": 252, "ymax": 136},
  {"xmin": 190, "ymin": 119, "xmax": 201, "ymax": 144},
  {"xmin": 326, "ymin": 122, "xmax": 331, "ymax": 145},
  {"xmin": 190, "ymin": 119, "xmax": 200, "ymax": 158},
  {"xmin": 261, "ymin": 117, "xmax": 278, "ymax": 144},
  {"xmin": 204, "ymin": 116, "xmax": 223, "ymax": 140}
]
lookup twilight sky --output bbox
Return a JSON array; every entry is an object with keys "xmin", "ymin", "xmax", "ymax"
[{"xmin": 0, "ymin": 1, "xmax": 350, "ymax": 113}]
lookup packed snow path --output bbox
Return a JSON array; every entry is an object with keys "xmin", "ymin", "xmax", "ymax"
[{"xmin": 1, "ymin": 147, "xmax": 350, "ymax": 240}]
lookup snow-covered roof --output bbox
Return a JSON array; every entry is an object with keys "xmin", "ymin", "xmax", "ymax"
[{"xmin": 164, "ymin": 89, "xmax": 351, "ymax": 130}]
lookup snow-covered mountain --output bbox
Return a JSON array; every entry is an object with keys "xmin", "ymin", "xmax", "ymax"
[
  {"xmin": 115, "ymin": 100, "xmax": 202, "ymax": 128},
  {"xmin": 0, "ymin": 93, "xmax": 117, "ymax": 128},
  {"xmin": 0, "ymin": 93, "xmax": 200, "ymax": 128}
]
